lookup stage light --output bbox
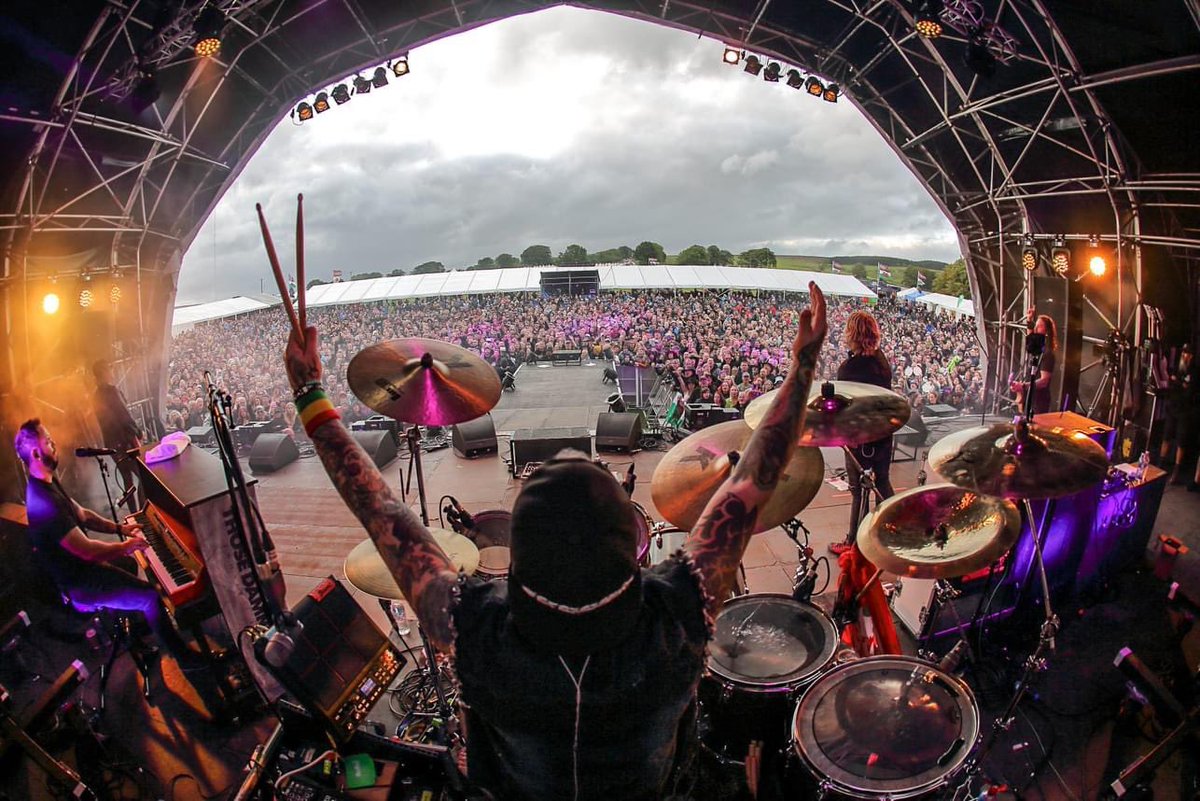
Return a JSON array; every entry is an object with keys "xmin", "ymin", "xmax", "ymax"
[
  {"xmin": 1021, "ymin": 235, "xmax": 1038, "ymax": 272},
  {"xmin": 1050, "ymin": 236, "xmax": 1070, "ymax": 276},
  {"xmin": 823, "ymin": 83, "xmax": 840, "ymax": 103},
  {"xmin": 79, "ymin": 289, "xmax": 94, "ymax": 308},
  {"xmin": 313, "ymin": 92, "xmax": 330, "ymax": 113},
  {"xmin": 42, "ymin": 293, "xmax": 60, "ymax": 315},
  {"xmin": 193, "ymin": 6, "xmax": 226, "ymax": 58},
  {"xmin": 295, "ymin": 102, "xmax": 314, "ymax": 122},
  {"xmin": 130, "ymin": 67, "xmax": 160, "ymax": 114},
  {"xmin": 391, "ymin": 57, "xmax": 410, "ymax": 77},
  {"xmin": 1089, "ymin": 255, "xmax": 1107, "ymax": 276},
  {"xmin": 353, "ymin": 74, "xmax": 372, "ymax": 95},
  {"xmin": 109, "ymin": 284, "xmax": 122, "ymax": 304},
  {"xmin": 331, "ymin": 83, "xmax": 351, "ymax": 105},
  {"xmin": 763, "ymin": 62, "xmax": 782, "ymax": 82},
  {"xmin": 786, "ymin": 69, "xmax": 803, "ymax": 89},
  {"xmin": 743, "ymin": 55, "xmax": 763, "ymax": 76},
  {"xmin": 915, "ymin": 0, "xmax": 944, "ymax": 39},
  {"xmin": 371, "ymin": 66, "xmax": 389, "ymax": 89},
  {"xmin": 805, "ymin": 76, "xmax": 824, "ymax": 96},
  {"xmin": 722, "ymin": 46, "xmax": 741, "ymax": 65}
]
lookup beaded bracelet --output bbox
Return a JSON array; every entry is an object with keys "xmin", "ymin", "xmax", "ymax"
[
  {"xmin": 295, "ymin": 388, "xmax": 340, "ymax": 436},
  {"xmin": 293, "ymin": 380, "xmax": 322, "ymax": 400}
]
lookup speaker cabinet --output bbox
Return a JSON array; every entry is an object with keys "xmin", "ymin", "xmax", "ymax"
[
  {"xmin": 451, "ymin": 414, "xmax": 498, "ymax": 458},
  {"xmin": 351, "ymin": 429, "xmax": 399, "ymax": 468},
  {"xmin": 595, "ymin": 412, "xmax": 642, "ymax": 453},
  {"xmin": 186, "ymin": 425, "xmax": 215, "ymax": 447},
  {"xmin": 1033, "ymin": 277, "xmax": 1083, "ymax": 414},
  {"xmin": 248, "ymin": 433, "xmax": 300, "ymax": 474},
  {"xmin": 509, "ymin": 428, "xmax": 591, "ymax": 474}
]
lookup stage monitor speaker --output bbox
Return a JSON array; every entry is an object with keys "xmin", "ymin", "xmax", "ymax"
[
  {"xmin": 186, "ymin": 425, "xmax": 215, "ymax": 447},
  {"xmin": 509, "ymin": 428, "xmax": 592, "ymax": 474},
  {"xmin": 452, "ymin": 414, "xmax": 498, "ymax": 458},
  {"xmin": 595, "ymin": 412, "xmax": 642, "ymax": 453},
  {"xmin": 248, "ymin": 433, "xmax": 299, "ymax": 474},
  {"xmin": 1033, "ymin": 277, "xmax": 1083, "ymax": 413},
  {"xmin": 351, "ymin": 429, "xmax": 399, "ymax": 468}
]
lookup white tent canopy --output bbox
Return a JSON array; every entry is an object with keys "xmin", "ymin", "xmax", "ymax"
[
  {"xmin": 173, "ymin": 266, "xmax": 878, "ymax": 328},
  {"xmin": 911, "ymin": 291, "xmax": 975, "ymax": 318}
]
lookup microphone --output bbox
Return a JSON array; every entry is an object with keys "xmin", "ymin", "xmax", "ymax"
[
  {"xmin": 937, "ymin": 639, "xmax": 969, "ymax": 675},
  {"xmin": 622, "ymin": 464, "xmax": 636, "ymax": 497},
  {"xmin": 257, "ymin": 614, "xmax": 304, "ymax": 669},
  {"xmin": 451, "ymin": 498, "xmax": 474, "ymax": 530},
  {"xmin": 75, "ymin": 447, "xmax": 119, "ymax": 457}
]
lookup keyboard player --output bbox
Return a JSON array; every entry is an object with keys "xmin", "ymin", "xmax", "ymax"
[{"xmin": 14, "ymin": 419, "xmax": 205, "ymax": 672}]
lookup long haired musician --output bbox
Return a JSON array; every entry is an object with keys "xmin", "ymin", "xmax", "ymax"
[{"xmin": 1010, "ymin": 308, "xmax": 1058, "ymax": 415}]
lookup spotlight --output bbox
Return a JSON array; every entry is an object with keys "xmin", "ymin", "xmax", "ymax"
[
  {"xmin": 1089, "ymin": 255, "xmax": 1107, "ymax": 277},
  {"xmin": 371, "ymin": 66, "xmax": 389, "ymax": 89},
  {"xmin": 1050, "ymin": 236, "xmax": 1070, "ymax": 276},
  {"xmin": 823, "ymin": 83, "xmax": 840, "ymax": 103},
  {"xmin": 331, "ymin": 83, "xmax": 351, "ymax": 105},
  {"xmin": 42, "ymin": 293, "xmax": 60, "ymax": 315},
  {"xmin": 1021, "ymin": 235, "xmax": 1038, "ymax": 272},
  {"xmin": 193, "ymin": 6, "xmax": 226, "ymax": 58},
  {"xmin": 295, "ymin": 102, "xmax": 314, "ymax": 122},
  {"xmin": 915, "ymin": 0, "xmax": 944, "ymax": 39},
  {"xmin": 965, "ymin": 35, "xmax": 997, "ymax": 78},
  {"xmin": 805, "ymin": 76, "xmax": 824, "ymax": 96},
  {"xmin": 130, "ymin": 66, "xmax": 160, "ymax": 114},
  {"xmin": 352, "ymin": 74, "xmax": 372, "ymax": 95},
  {"xmin": 313, "ymin": 92, "xmax": 331, "ymax": 113},
  {"xmin": 722, "ymin": 46, "xmax": 742, "ymax": 65},
  {"xmin": 109, "ymin": 284, "xmax": 122, "ymax": 304},
  {"xmin": 79, "ymin": 289, "xmax": 94, "ymax": 308},
  {"xmin": 743, "ymin": 55, "xmax": 763, "ymax": 76},
  {"xmin": 763, "ymin": 62, "xmax": 782, "ymax": 82},
  {"xmin": 786, "ymin": 69, "xmax": 804, "ymax": 89},
  {"xmin": 391, "ymin": 56, "xmax": 410, "ymax": 77}
]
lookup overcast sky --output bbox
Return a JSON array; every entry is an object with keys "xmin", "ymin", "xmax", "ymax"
[{"xmin": 177, "ymin": 7, "xmax": 961, "ymax": 304}]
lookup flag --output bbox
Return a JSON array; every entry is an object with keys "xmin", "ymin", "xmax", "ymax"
[
  {"xmin": 918, "ymin": 270, "xmax": 928, "ymax": 287},
  {"xmin": 831, "ymin": 260, "xmax": 842, "ymax": 274},
  {"xmin": 287, "ymin": 275, "xmax": 297, "ymax": 300},
  {"xmin": 333, "ymin": 269, "xmax": 343, "ymax": 283},
  {"xmin": 877, "ymin": 263, "xmax": 892, "ymax": 279}
]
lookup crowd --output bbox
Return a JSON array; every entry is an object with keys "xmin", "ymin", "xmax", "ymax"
[{"xmin": 163, "ymin": 291, "xmax": 986, "ymax": 434}]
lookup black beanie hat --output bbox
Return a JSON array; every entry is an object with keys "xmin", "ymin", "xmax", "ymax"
[{"xmin": 508, "ymin": 454, "xmax": 643, "ymax": 656}]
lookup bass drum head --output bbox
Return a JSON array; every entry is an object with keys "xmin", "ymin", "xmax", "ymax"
[
  {"xmin": 791, "ymin": 656, "xmax": 980, "ymax": 799},
  {"xmin": 471, "ymin": 509, "xmax": 511, "ymax": 549},
  {"xmin": 708, "ymin": 594, "xmax": 839, "ymax": 689}
]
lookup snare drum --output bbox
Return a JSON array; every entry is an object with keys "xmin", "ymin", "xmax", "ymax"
[
  {"xmin": 699, "ymin": 594, "xmax": 839, "ymax": 762},
  {"xmin": 647, "ymin": 525, "xmax": 689, "ymax": 566},
  {"xmin": 790, "ymin": 655, "xmax": 980, "ymax": 799},
  {"xmin": 632, "ymin": 502, "xmax": 653, "ymax": 567},
  {"xmin": 475, "ymin": 546, "xmax": 511, "ymax": 580},
  {"xmin": 470, "ymin": 509, "xmax": 511, "ymax": 549}
]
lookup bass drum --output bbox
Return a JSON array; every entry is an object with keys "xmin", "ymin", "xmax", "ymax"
[
  {"xmin": 699, "ymin": 594, "xmax": 839, "ymax": 763},
  {"xmin": 790, "ymin": 655, "xmax": 980, "ymax": 799},
  {"xmin": 470, "ymin": 509, "xmax": 511, "ymax": 549},
  {"xmin": 632, "ymin": 502, "xmax": 652, "ymax": 567}
]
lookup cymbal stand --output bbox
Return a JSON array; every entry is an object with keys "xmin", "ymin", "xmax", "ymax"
[
  {"xmin": 399, "ymin": 426, "xmax": 431, "ymax": 527},
  {"xmin": 841, "ymin": 445, "xmax": 885, "ymax": 547},
  {"xmin": 913, "ymin": 580, "xmax": 975, "ymax": 663},
  {"xmin": 782, "ymin": 518, "xmax": 822, "ymax": 603}
]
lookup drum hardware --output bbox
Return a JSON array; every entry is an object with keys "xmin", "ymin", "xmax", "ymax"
[{"xmin": 781, "ymin": 518, "xmax": 828, "ymax": 604}]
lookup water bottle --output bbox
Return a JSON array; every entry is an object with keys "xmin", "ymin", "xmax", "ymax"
[
  {"xmin": 390, "ymin": 601, "xmax": 412, "ymax": 636},
  {"xmin": 1137, "ymin": 450, "xmax": 1150, "ymax": 481}
]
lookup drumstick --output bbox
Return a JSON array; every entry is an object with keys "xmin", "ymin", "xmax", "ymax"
[
  {"xmin": 256, "ymin": 202, "xmax": 303, "ymax": 345},
  {"xmin": 296, "ymin": 193, "xmax": 306, "ymax": 332}
]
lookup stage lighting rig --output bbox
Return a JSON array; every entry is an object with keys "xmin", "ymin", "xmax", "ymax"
[
  {"xmin": 823, "ymin": 83, "xmax": 840, "ymax": 103},
  {"xmin": 294, "ymin": 102, "xmax": 314, "ymax": 122},
  {"xmin": 313, "ymin": 92, "xmax": 331, "ymax": 113},
  {"xmin": 42, "ymin": 293, "xmax": 60, "ymax": 315},
  {"xmin": 743, "ymin": 55, "xmax": 763, "ymax": 76},
  {"xmin": 941, "ymin": 1, "xmax": 1019, "ymax": 65},
  {"xmin": 722, "ymin": 46, "xmax": 742, "ymax": 65},
  {"xmin": 1087, "ymin": 236, "xmax": 1107, "ymax": 276},
  {"xmin": 805, "ymin": 76, "xmax": 824, "ymax": 97},
  {"xmin": 353, "ymin": 74, "xmax": 372, "ymax": 95},
  {"xmin": 1020, "ymin": 234, "xmax": 1038, "ymax": 272},
  {"xmin": 331, "ymin": 83, "xmax": 352, "ymax": 105},
  {"xmin": 786, "ymin": 69, "xmax": 804, "ymax": 89},
  {"xmin": 915, "ymin": 0, "xmax": 945, "ymax": 38},
  {"xmin": 1050, "ymin": 236, "xmax": 1070, "ymax": 276},
  {"xmin": 763, "ymin": 62, "xmax": 782, "ymax": 82},
  {"xmin": 391, "ymin": 56, "xmax": 410, "ymax": 77},
  {"xmin": 193, "ymin": 5, "xmax": 226, "ymax": 58},
  {"xmin": 79, "ymin": 289, "xmax": 94, "ymax": 309},
  {"xmin": 371, "ymin": 66, "xmax": 389, "ymax": 88},
  {"xmin": 130, "ymin": 65, "xmax": 160, "ymax": 114}
]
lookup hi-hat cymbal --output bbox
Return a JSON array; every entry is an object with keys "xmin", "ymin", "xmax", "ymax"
[
  {"xmin": 650, "ymin": 420, "xmax": 823, "ymax": 533},
  {"xmin": 347, "ymin": 338, "xmax": 501, "ymax": 426},
  {"xmin": 344, "ymin": 529, "xmax": 480, "ymax": 600},
  {"xmin": 742, "ymin": 381, "xmax": 910, "ymax": 447},
  {"xmin": 927, "ymin": 422, "xmax": 1109, "ymax": 499},
  {"xmin": 857, "ymin": 484, "xmax": 1021, "ymax": 579}
]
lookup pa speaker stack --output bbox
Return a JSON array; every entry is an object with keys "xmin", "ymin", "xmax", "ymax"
[
  {"xmin": 350, "ymin": 429, "xmax": 399, "ymax": 468},
  {"xmin": 595, "ymin": 412, "xmax": 642, "ymax": 453},
  {"xmin": 451, "ymin": 414, "xmax": 499, "ymax": 458},
  {"xmin": 248, "ymin": 433, "xmax": 300, "ymax": 474}
]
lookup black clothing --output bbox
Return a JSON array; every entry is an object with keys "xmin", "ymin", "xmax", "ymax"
[
  {"xmin": 94, "ymin": 383, "xmax": 140, "ymax": 450},
  {"xmin": 26, "ymin": 476, "xmax": 90, "ymax": 587},
  {"xmin": 1031, "ymin": 350, "xmax": 1056, "ymax": 415},
  {"xmin": 836, "ymin": 351, "xmax": 896, "ymax": 542}
]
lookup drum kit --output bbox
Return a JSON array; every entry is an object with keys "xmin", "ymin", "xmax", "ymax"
[{"xmin": 326, "ymin": 330, "xmax": 1109, "ymax": 798}]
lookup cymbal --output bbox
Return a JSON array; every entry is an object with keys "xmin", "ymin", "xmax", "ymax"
[
  {"xmin": 344, "ymin": 529, "xmax": 480, "ymax": 600},
  {"xmin": 857, "ymin": 484, "xmax": 1021, "ymax": 579},
  {"xmin": 650, "ymin": 420, "xmax": 823, "ymax": 533},
  {"xmin": 347, "ymin": 338, "xmax": 501, "ymax": 426},
  {"xmin": 927, "ymin": 422, "xmax": 1109, "ymax": 499},
  {"xmin": 742, "ymin": 381, "xmax": 910, "ymax": 448}
]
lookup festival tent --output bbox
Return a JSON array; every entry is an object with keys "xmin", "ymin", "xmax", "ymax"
[
  {"xmin": 171, "ymin": 295, "xmax": 281, "ymax": 332},
  {"xmin": 912, "ymin": 292, "xmax": 975, "ymax": 318},
  {"xmin": 897, "ymin": 287, "xmax": 924, "ymax": 300}
]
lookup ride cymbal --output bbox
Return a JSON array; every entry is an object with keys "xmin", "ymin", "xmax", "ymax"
[
  {"xmin": 857, "ymin": 483, "xmax": 1020, "ymax": 579},
  {"xmin": 650, "ymin": 420, "xmax": 823, "ymax": 533},
  {"xmin": 927, "ymin": 422, "xmax": 1109, "ymax": 499},
  {"xmin": 743, "ymin": 381, "xmax": 910, "ymax": 448},
  {"xmin": 347, "ymin": 338, "xmax": 501, "ymax": 426},
  {"xmin": 344, "ymin": 529, "xmax": 480, "ymax": 600}
]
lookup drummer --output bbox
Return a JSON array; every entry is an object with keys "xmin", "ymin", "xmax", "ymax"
[{"xmin": 283, "ymin": 283, "xmax": 828, "ymax": 800}]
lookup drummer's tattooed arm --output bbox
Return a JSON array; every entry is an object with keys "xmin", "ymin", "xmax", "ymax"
[
  {"xmin": 686, "ymin": 284, "xmax": 826, "ymax": 616},
  {"xmin": 286, "ymin": 325, "xmax": 458, "ymax": 653}
]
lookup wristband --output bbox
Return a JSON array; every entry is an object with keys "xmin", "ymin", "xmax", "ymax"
[
  {"xmin": 293, "ymin": 380, "xmax": 322, "ymax": 401},
  {"xmin": 296, "ymin": 390, "xmax": 340, "ymax": 435}
]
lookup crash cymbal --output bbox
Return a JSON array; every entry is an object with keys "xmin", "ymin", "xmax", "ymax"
[
  {"xmin": 347, "ymin": 338, "xmax": 501, "ymax": 426},
  {"xmin": 344, "ymin": 529, "xmax": 480, "ymax": 600},
  {"xmin": 857, "ymin": 484, "xmax": 1021, "ymax": 579},
  {"xmin": 650, "ymin": 420, "xmax": 823, "ymax": 533},
  {"xmin": 927, "ymin": 421, "xmax": 1109, "ymax": 499},
  {"xmin": 743, "ymin": 381, "xmax": 910, "ymax": 448}
]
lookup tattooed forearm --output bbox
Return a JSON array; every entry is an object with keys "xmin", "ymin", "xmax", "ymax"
[
  {"xmin": 311, "ymin": 420, "xmax": 457, "ymax": 651},
  {"xmin": 688, "ymin": 495, "xmax": 757, "ymax": 605}
]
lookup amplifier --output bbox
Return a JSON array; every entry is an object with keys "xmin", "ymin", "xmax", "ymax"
[
  {"xmin": 351, "ymin": 415, "xmax": 401, "ymax": 443},
  {"xmin": 509, "ymin": 427, "xmax": 591, "ymax": 475},
  {"xmin": 1032, "ymin": 411, "xmax": 1116, "ymax": 456},
  {"xmin": 258, "ymin": 577, "xmax": 404, "ymax": 744}
]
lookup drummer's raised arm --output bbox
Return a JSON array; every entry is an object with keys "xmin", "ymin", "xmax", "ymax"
[
  {"xmin": 284, "ymin": 325, "xmax": 459, "ymax": 653},
  {"xmin": 685, "ymin": 283, "xmax": 826, "ymax": 617}
]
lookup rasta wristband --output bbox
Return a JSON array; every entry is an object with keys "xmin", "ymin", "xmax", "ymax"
[{"xmin": 295, "ymin": 389, "xmax": 340, "ymax": 435}]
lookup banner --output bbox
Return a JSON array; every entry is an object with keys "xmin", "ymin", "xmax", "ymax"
[
  {"xmin": 831, "ymin": 260, "xmax": 842, "ymax": 274},
  {"xmin": 918, "ymin": 270, "xmax": 928, "ymax": 286},
  {"xmin": 877, "ymin": 264, "xmax": 892, "ymax": 279}
]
